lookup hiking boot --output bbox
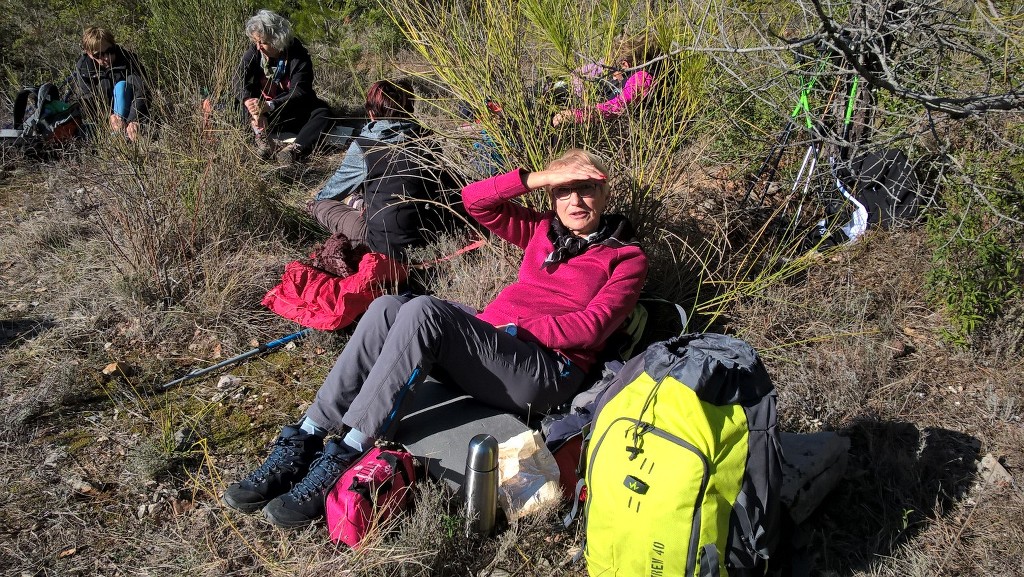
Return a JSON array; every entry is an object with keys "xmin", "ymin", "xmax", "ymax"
[
  {"xmin": 254, "ymin": 131, "xmax": 278, "ymax": 160},
  {"xmin": 222, "ymin": 425, "xmax": 323, "ymax": 513},
  {"xmin": 262, "ymin": 438, "xmax": 361, "ymax": 528},
  {"xmin": 275, "ymin": 143, "xmax": 305, "ymax": 165}
]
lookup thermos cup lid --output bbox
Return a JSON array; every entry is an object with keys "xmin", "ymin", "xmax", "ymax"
[{"xmin": 466, "ymin": 433, "xmax": 499, "ymax": 471}]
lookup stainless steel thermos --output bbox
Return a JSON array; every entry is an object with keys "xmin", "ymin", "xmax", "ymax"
[{"xmin": 464, "ymin": 433, "xmax": 499, "ymax": 536}]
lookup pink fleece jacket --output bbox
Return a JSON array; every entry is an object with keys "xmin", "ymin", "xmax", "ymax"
[
  {"xmin": 463, "ymin": 169, "xmax": 648, "ymax": 372},
  {"xmin": 573, "ymin": 70, "xmax": 654, "ymax": 122}
]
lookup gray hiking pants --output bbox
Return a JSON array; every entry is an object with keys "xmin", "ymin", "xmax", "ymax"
[
  {"xmin": 306, "ymin": 199, "xmax": 366, "ymax": 242},
  {"xmin": 304, "ymin": 294, "xmax": 587, "ymax": 438}
]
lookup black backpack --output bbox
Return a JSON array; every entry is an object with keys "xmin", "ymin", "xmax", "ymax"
[
  {"xmin": 355, "ymin": 134, "xmax": 467, "ymax": 261},
  {"xmin": 808, "ymin": 149, "xmax": 921, "ymax": 249},
  {"xmin": 12, "ymin": 83, "xmax": 82, "ymax": 145},
  {"xmin": 837, "ymin": 149, "xmax": 921, "ymax": 229}
]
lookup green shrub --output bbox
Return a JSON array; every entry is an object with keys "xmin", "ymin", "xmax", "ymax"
[
  {"xmin": 143, "ymin": 0, "xmax": 251, "ymax": 99},
  {"xmin": 0, "ymin": 0, "xmax": 147, "ymax": 87},
  {"xmin": 387, "ymin": 0, "xmax": 708, "ymax": 182},
  {"xmin": 258, "ymin": 0, "xmax": 406, "ymax": 65},
  {"xmin": 926, "ymin": 120, "xmax": 1024, "ymax": 345}
]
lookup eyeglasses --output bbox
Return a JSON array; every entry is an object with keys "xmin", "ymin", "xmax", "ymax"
[
  {"xmin": 251, "ymin": 36, "xmax": 274, "ymax": 49},
  {"xmin": 88, "ymin": 47, "xmax": 113, "ymax": 59},
  {"xmin": 552, "ymin": 182, "xmax": 601, "ymax": 201}
]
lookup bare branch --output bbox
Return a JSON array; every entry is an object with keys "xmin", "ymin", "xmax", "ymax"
[{"xmin": 807, "ymin": 0, "xmax": 1024, "ymax": 117}]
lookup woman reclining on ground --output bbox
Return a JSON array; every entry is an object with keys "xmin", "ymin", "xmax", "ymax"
[
  {"xmin": 552, "ymin": 37, "xmax": 658, "ymax": 127},
  {"xmin": 306, "ymin": 79, "xmax": 456, "ymax": 261},
  {"xmin": 222, "ymin": 149, "xmax": 649, "ymax": 528}
]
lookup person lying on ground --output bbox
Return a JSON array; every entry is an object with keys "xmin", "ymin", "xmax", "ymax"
[
  {"xmin": 552, "ymin": 37, "xmax": 657, "ymax": 127},
  {"xmin": 238, "ymin": 9, "xmax": 332, "ymax": 164},
  {"xmin": 569, "ymin": 60, "xmax": 618, "ymax": 99},
  {"xmin": 222, "ymin": 148, "xmax": 648, "ymax": 528},
  {"xmin": 72, "ymin": 27, "xmax": 148, "ymax": 142},
  {"xmin": 306, "ymin": 79, "xmax": 459, "ymax": 261}
]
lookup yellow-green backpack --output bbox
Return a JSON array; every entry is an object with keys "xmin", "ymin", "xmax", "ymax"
[{"xmin": 583, "ymin": 334, "xmax": 782, "ymax": 577}]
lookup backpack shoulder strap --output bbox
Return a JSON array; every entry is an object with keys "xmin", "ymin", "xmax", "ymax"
[
  {"xmin": 13, "ymin": 87, "xmax": 34, "ymax": 129},
  {"xmin": 562, "ymin": 477, "xmax": 587, "ymax": 528}
]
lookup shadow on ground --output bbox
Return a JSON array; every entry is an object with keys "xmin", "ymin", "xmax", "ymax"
[
  {"xmin": 777, "ymin": 418, "xmax": 980, "ymax": 576},
  {"xmin": 0, "ymin": 317, "xmax": 56, "ymax": 350}
]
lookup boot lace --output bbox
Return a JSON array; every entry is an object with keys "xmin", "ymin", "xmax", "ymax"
[
  {"xmin": 288, "ymin": 450, "xmax": 351, "ymax": 502},
  {"xmin": 246, "ymin": 437, "xmax": 302, "ymax": 483}
]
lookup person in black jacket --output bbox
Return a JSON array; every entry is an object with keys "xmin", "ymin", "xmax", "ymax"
[
  {"xmin": 238, "ymin": 9, "xmax": 331, "ymax": 164},
  {"xmin": 306, "ymin": 79, "xmax": 463, "ymax": 261},
  {"xmin": 72, "ymin": 27, "xmax": 148, "ymax": 142}
]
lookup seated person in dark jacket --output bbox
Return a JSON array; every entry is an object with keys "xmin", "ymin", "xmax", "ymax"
[
  {"xmin": 238, "ymin": 9, "xmax": 331, "ymax": 164},
  {"xmin": 72, "ymin": 27, "xmax": 148, "ymax": 142},
  {"xmin": 306, "ymin": 79, "xmax": 462, "ymax": 261}
]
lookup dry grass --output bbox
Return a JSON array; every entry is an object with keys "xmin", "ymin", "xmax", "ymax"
[
  {"xmin": 4, "ymin": 132, "xmax": 1022, "ymax": 575},
  {"xmin": 727, "ymin": 230, "xmax": 1024, "ymax": 576},
  {"xmin": 2, "ymin": 1, "xmax": 1023, "ymax": 575}
]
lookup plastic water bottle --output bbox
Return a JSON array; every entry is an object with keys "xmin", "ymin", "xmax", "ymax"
[{"xmin": 464, "ymin": 433, "xmax": 499, "ymax": 537}]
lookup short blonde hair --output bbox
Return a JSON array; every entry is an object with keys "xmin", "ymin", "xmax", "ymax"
[
  {"xmin": 546, "ymin": 149, "xmax": 612, "ymax": 196},
  {"xmin": 82, "ymin": 27, "xmax": 115, "ymax": 53}
]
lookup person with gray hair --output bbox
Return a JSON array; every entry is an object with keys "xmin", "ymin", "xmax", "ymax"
[
  {"xmin": 237, "ymin": 9, "xmax": 331, "ymax": 164},
  {"xmin": 244, "ymin": 9, "xmax": 293, "ymax": 51}
]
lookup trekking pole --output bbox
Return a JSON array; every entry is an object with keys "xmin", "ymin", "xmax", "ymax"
[
  {"xmin": 160, "ymin": 327, "xmax": 314, "ymax": 390},
  {"xmin": 741, "ymin": 121, "xmax": 793, "ymax": 208},
  {"xmin": 784, "ymin": 45, "xmax": 863, "ymax": 236},
  {"xmin": 789, "ymin": 140, "xmax": 822, "ymax": 228},
  {"xmin": 742, "ymin": 59, "xmax": 823, "ymax": 208}
]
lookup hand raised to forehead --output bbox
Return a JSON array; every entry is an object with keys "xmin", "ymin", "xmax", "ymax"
[{"xmin": 526, "ymin": 158, "xmax": 606, "ymax": 191}]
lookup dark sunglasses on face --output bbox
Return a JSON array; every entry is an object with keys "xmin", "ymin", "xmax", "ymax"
[{"xmin": 552, "ymin": 182, "xmax": 601, "ymax": 201}]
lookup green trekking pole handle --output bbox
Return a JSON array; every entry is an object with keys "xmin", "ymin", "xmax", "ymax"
[
  {"xmin": 840, "ymin": 75, "xmax": 860, "ymax": 143},
  {"xmin": 844, "ymin": 76, "xmax": 860, "ymax": 125},
  {"xmin": 160, "ymin": 328, "xmax": 314, "ymax": 390},
  {"xmin": 742, "ymin": 62, "xmax": 823, "ymax": 207}
]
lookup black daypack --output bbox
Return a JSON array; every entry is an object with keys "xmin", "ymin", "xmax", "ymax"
[
  {"xmin": 809, "ymin": 149, "xmax": 921, "ymax": 249},
  {"xmin": 839, "ymin": 149, "xmax": 921, "ymax": 228},
  {"xmin": 355, "ymin": 134, "xmax": 467, "ymax": 261},
  {"xmin": 610, "ymin": 295, "xmax": 689, "ymax": 362}
]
